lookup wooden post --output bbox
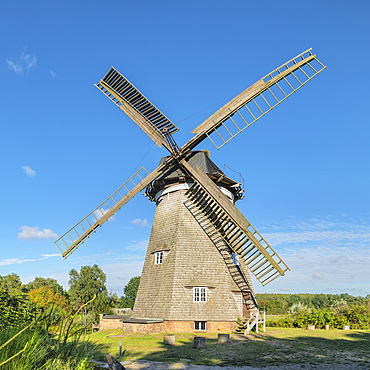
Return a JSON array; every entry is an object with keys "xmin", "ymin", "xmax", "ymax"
[
  {"xmin": 163, "ymin": 335, "xmax": 175, "ymax": 345},
  {"xmin": 218, "ymin": 334, "xmax": 230, "ymax": 343},
  {"xmin": 263, "ymin": 311, "xmax": 266, "ymax": 333},
  {"xmin": 325, "ymin": 324, "xmax": 329, "ymax": 330},
  {"xmin": 105, "ymin": 353, "xmax": 124, "ymax": 370},
  {"xmin": 194, "ymin": 337, "xmax": 206, "ymax": 349},
  {"xmin": 256, "ymin": 311, "xmax": 259, "ymax": 334},
  {"xmin": 308, "ymin": 325, "xmax": 315, "ymax": 330}
]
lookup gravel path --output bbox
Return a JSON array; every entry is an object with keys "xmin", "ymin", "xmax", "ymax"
[{"xmin": 118, "ymin": 360, "xmax": 370, "ymax": 370}]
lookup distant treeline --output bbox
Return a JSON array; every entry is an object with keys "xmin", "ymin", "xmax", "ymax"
[{"xmin": 256, "ymin": 293, "xmax": 370, "ymax": 315}]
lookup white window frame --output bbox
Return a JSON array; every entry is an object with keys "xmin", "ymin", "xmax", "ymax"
[
  {"xmin": 193, "ymin": 287, "xmax": 207, "ymax": 302},
  {"xmin": 155, "ymin": 251, "xmax": 163, "ymax": 265},
  {"xmin": 194, "ymin": 321, "xmax": 207, "ymax": 331}
]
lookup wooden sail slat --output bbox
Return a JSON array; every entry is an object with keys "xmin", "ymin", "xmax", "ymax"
[
  {"xmin": 183, "ymin": 161, "xmax": 290, "ymax": 286},
  {"xmin": 96, "ymin": 67, "xmax": 179, "ymax": 153}
]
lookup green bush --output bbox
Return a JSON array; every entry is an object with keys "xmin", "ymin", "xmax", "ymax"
[
  {"xmin": 267, "ymin": 317, "xmax": 294, "ymax": 328},
  {"xmin": 266, "ymin": 305, "xmax": 370, "ymax": 329}
]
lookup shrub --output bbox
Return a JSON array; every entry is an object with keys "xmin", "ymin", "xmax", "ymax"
[
  {"xmin": 266, "ymin": 305, "xmax": 370, "ymax": 329},
  {"xmin": 267, "ymin": 317, "xmax": 294, "ymax": 328}
]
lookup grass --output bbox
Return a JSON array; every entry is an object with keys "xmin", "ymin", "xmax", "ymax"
[
  {"xmin": 0, "ymin": 314, "xmax": 95, "ymax": 369},
  {"xmin": 86, "ymin": 327, "xmax": 370, "ymax": 367}
]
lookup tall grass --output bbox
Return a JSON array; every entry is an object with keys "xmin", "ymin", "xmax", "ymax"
[
  {"xmin": 0, "ymin": 324, "xmax": 49, "ymax": 369},
  {"xmin": 0, "ymin": 302, "xmax": 98, "ymax": 369}
]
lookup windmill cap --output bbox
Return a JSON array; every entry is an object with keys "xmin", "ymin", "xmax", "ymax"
[
  {"xmin": 152, "ymin": 150, "xmax": 242, "ymax": 197},
  {"xmin": 158, "ymin": 150, "xmax": 222, "ymax": 180}
]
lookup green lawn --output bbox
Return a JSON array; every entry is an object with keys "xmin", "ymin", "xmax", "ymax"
[{"xmin": 85, "ymin": 327, "xmax": 370, "ymax": 367}]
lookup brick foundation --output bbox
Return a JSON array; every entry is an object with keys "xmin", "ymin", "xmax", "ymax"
[
  {"xmin": 99, "ymin": 317, "xmax": 124, "ymax": 331},
  {"xmin": 164, "ymin": 320, "xmax": 235, "ymax": 333},
  {"xmin": 121, "ymin": 321, "xmax": 165, "ymax": 334},
  {"xmin": 99, "ymin": 316, "xmax": 236, "ymax": 334}
]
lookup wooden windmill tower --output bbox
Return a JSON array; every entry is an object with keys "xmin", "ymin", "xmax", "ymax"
[{"xmin": 56, "ymin": 49, "xmax": 325, "ymax": 333}]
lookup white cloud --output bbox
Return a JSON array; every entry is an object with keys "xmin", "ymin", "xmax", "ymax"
[
  {"xmin": 6, "ymin": 60, "xmax": 23, "ymax": 74},
  {"xmin": 0, "ymin": 253, "xmax": 60, "ymax": 266},
  {"xmin": 0, "ymin": 257, "xmax": 36, "ymax": 266},
  {"xmin": 18, "ymin": 226, "xmax": 58, "ymax": 240},
  {"xmin": 93, "ymin": 208, "xmax": 115, "ymax": 222},
  {"xmin": 263, "ymin": 217, "xmax": 370, "ymax": 247},
  {"xmin": 50, "ymin": 70, "xmax": 56, "ymax": 77},
  {"xmin": 41, "ymin": 254, "xmax": 60, "ymax": 259},
  {"xmin": 6, "ymin": 51, "xmax": 37, "ymax": 74},
  {"xmin": 94, "ymin": 208, "xmax": 107, "ymax": 219},
  {"xmin": 131, "ymin": 218, "xmax": 149, "ymax": 227},
  {"xmin": 24, "ymin": 53, "xmax": 36, "ymax": 69},
  {"xmin": 21, "ymin": 165, "xmax": 36, "ymax": 177},
  {"xmin": 126, "ymin": 239, "xmax": 149, "ymax": 251},
  {"xmin": 253, "ymin": 215, "xmax": 370, "ymax": 295}
]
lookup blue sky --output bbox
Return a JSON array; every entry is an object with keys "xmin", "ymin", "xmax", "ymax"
[{"xmin": 1, "ymin": 1, "xmax": 369, "ymax": 297}]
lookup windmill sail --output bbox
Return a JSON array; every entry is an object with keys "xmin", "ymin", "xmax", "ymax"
[
  {"xmin": 182, "ymin": 161, "xmax": 290, "ymax": 286},
  {"xmin": 95, "ymin": 67, "xmax": 178, "ymax": 153},
  {"xmin": 55, "ymin": 163, "xmax": 169, "ymax": 259},
  {"xmin": 182, "ymin": 48, "xmax": 326, "ymax": 152}
]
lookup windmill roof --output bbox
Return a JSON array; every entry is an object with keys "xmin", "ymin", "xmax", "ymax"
[
  {"xmin": 146, "ymin": 150, "xmax": 244, "ymax": 202},
  {"xmin": 158, "ymin": 150, "xmax": 223, "ymax": 180}
]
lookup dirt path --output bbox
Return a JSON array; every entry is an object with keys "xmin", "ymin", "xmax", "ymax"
[{"xmin": 122, "ymin": 360, "xmax": 370, "ymax": 370}]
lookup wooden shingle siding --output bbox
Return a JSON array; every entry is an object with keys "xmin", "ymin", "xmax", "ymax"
[{"xmin": 133, "ymin": 188, "xmax": 255, "ymax": 322}]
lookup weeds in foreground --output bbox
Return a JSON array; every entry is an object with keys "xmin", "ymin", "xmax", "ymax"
[{"xmin": 0, "ymin": 296, "xmax": 98, "ymax": 369}]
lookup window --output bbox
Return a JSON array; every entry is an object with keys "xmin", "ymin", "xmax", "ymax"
[
  {"xmin": 232, "ymin": 252, "xmax": 240, "ymax": 266},
  {"xmin": 194, "ymin": 321, "xmax": 206, "ymax": 331},
  {"xmin": 193, "ymin": 287, "xmax": 207, "ymax": 302},
  {"xmin": 155, "ymin": 251, "xmax": 163, "ymax": 264}
]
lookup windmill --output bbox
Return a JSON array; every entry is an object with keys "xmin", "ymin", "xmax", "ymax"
[{"xmin": 56, "ymin": 48, "xmax": 325, "ymax": 332}]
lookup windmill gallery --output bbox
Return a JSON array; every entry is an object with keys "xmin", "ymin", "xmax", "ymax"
[{"xmin": 56, "ymin": 49, "xmax": 325, "ymax": 334}]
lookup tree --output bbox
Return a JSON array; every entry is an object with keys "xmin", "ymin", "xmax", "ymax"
[
  {"xmin": 26, "ymin": 277, "xmax": 66, "ymax": 296},
  {"xmin": 120, "ymin": 276, "xmax": 140, "ymax": 308},
  {"xmin": 29, "ymin": 286, "xmax": 71, "ymax": 313},
  {"xmin": 0, "ymin": 274, "xmax": 29, "ymax": 328},
  {"xmin": 28, "ymin": 286, "xmax": 72, "ymax": 326},
  {"xmin": 68, "ymin": 264, "xmax": 111, "ymax": 318},
  {"xmin": 0, "ymin": 273, "xmax": 25, "ymax": 297},
  {"xmin": 312, "ymin": 294, "xmax": 330, "ymax": 309},
  {"xmin": 110, "ymin": 293, "xmax": 120, "ymax": 308}
]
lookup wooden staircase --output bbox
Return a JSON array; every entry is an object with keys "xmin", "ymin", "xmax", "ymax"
[{"xmin": 234, "ymin": 311, "xmax": 266, "ymax": 335}]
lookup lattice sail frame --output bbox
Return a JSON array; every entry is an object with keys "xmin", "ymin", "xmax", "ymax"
[
  {"xmin": 185, "ymin": 180, "xmax": 290, "ymax": 286},
  {"xmin": 95, "ymin": 67, "xmax": 179, "ymax": 153},
  {"xmin": 55, "ymin": 167, "xmax": 150, "ymax": 259},
  {"xmin": 189, "ymin": 48, "xmax": 326, "ymax": 150}
]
